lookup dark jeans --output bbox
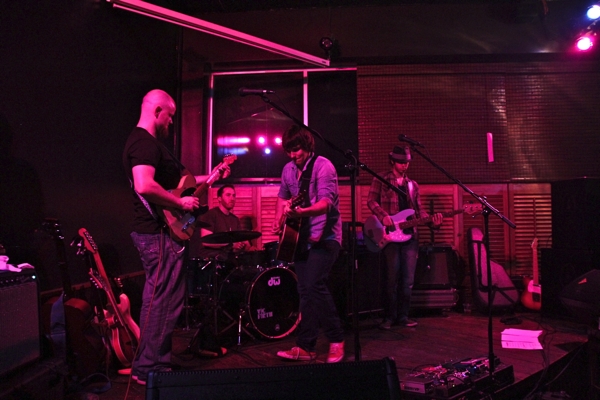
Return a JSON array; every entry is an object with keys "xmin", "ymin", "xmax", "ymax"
[
  {"xmin": 130, "ymin": 231, "xmax": 186, "ymax": 379},
  {"xmin": 382, "ymin": 238, "xmax": 419, "ymax": 322},
  {"xmin": 294, "ymin": 240, "xmax": 344, "ymax": 352}
]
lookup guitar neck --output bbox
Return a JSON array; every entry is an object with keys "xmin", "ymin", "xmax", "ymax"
[
  {"xmin": 398, "ymin": 209, "xmax": 462, "ymax": 229},
  {"xmin": 532, "ymin": 239, "xmax": 539, "ymax": 285},
  {"xmin": 192, "ymin": 162, "xmax": 224, "ymax": 199}
]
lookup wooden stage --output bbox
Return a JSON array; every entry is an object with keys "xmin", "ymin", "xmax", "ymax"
[{"xmin": 92, "ymin": 308, "xmax": 591, "ymax": 400}]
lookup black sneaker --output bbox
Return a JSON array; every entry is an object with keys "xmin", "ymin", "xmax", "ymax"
[{"xmin": 378, "ymin": 319, "xmax": 392, "ymax": 330}]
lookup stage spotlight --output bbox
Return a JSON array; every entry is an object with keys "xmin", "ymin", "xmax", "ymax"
[
  {"xmin": 319, "ymin": 37, "xmax": 334, "ymax": 52},
  {"xmin": 264, "ymin": 147, "xmax": 272, "ymax": 155},
  {"xmin": 274, "ymin": 137, "xmax": 282, "ymax": 145},
  {"xmin": 576, "ymin": 33, "xmax": 595, "ymax": 51},
  {"xmin": 257, "ymin": 136, "xmax": 266, "ymax": 145},
  {"xmin": 587, "ymin": 4, "xmax": 600, "ymax": 20}
]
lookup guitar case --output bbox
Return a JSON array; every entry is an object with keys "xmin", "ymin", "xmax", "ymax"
[{"xmin": 467, "ymin": 227, "xmax": 518, "ymax": 312}]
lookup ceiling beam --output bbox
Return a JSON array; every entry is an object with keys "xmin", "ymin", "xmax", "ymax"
[{"xmin": 108, "ymin": 0, "xmax": 330, "ymax": 67}]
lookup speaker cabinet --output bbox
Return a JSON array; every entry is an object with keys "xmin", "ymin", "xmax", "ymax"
[
  {"xmin": 146, "ymin": 357, "xmax": 400, "ymax": 400},
  {"xmin": 559, "ymin": 269, "xmax": 600, "ymax": 326},
  {"xmin": 541, "ymin": 248, "xmax": 598, "ymax": 319},
  {"xmin": 0, "ymin": 269, "xmax": 40, "ymax": 376},
  {"xmin": 415, "ymin": 245, "xmax": 458, "ymax": 289},
  {"xmin": 552, "ymin": 178, "xmax": 600, "ymax": 252}
]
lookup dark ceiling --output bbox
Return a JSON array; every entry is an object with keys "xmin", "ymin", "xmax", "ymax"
[{"xmin": 138, "ymin": 0, "xmax": 595, "ymax": 68}]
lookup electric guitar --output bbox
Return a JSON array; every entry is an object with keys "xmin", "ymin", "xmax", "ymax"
[
  {"xmin": 41, "ymin": 219, "xmax": 106, "ymax": 378},
  {"xmin": 275, "ymin": 191, "xmax": 307, "ymax": 263},
  {"xmin": 521, "ymin": 237, "xmax": 542, "ymax": 311},
  {"xmin": 79, "ymin": 228, "xmax": 140, "ymax": 367},
  {"xmin": 364, "ymin": 203, "xmax": 482, "ymax": 252},
  {"xmin": 158, "ymin": 154, "xmax": 237, "ymax": 241}
]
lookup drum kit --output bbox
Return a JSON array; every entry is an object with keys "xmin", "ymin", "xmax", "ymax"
[{"xmin": 185, "ymin": 230, "xmax": 300, "ymax": 352}]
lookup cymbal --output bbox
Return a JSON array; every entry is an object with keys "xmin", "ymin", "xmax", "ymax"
[{"xmin": 199, "ymin": 230, "xmax": 261, "ymax": 244}]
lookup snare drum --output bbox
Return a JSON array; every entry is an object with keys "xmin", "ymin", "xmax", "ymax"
[
  {"xmin": 219, "ymin": 266, "xmax": 300, "ymax": 339},
  {"xmin": 233, "ymin": 250, "xmax": 266, "ymax": 268}
]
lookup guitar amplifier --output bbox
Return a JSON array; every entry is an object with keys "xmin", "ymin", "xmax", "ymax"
[
  {"xmin": 411, "ymin": 288, "xmax": 458, "ymax": 309},
  {"xmin": 0, "ymin": 269, "xmax": 41, "ymax": 376}
]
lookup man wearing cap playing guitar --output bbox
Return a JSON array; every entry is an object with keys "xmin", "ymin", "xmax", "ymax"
[{"xmin": 367, "ymin": 145, "xmax": 443, "ymax": 330}]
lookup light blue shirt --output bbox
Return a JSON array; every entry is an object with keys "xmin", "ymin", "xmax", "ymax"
[{"xmin": 278, "ymin": 155, "xmax": 343, "ymax": 246}]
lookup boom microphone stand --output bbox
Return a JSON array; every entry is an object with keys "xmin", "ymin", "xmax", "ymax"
[
  {"xmin": 402, "ymin": 137, "xmax": 516, "ymax": 382},
  {"xmin": 250, "ymin": 93, "xmax": 406, "ymax": 362}
]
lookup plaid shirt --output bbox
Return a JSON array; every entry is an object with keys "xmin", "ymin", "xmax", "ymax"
[{"xmin": 366, "ymin": 170, "xmax": 428, "ymax": 223}]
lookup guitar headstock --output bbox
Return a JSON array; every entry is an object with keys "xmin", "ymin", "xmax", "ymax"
[
  {"xmin": 42, "ymin": 218, "xmax": 64, "ymax": 241},
  {"xmin": 223, "ymin": 154, "xmax": 237, "ymax": 165},
  {"xmin": 78, "ymin": 228, "xmax": 98, "ymax": 254},
  {"xmin": 531, "ymin": 237, "xmax": 538, "ymax": 250},
  {"xmin": 88, "ymin": 268, "xmax": 106, "ymax": 291},
  {"xmin": 463, "ymin": 203, "xmax": 483, "ymax": 215}
]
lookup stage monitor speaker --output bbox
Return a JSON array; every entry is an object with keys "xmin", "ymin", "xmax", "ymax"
[
  {"xmin": 541, "ymin": 248, "xmax": 598, "ymax": 319},
  {"xmin": 329, "ymin": 247, "xmax": 385, "ymax": 319},
  {"xmin": 551, "ymin": 178, "xmax": 600, "ymax": 252},
  {"xmin": 559, "ymin": 269, "xmax": 600, "ymax": 326},
  {"xmin": 0, "ymin": 269, "xmax": 41, "ymax": 376},
  {"xmin": 415, "ymin": 245, "xmax": 458, "ymax": 289},
  {"xmin": 146, "ymin": 357, "xmax": 400, "ymax": 400}
]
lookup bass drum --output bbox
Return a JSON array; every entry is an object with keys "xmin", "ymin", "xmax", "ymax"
[{"xmin": 219, "ymin": 266, "xmax": 300, "ymax": 339}]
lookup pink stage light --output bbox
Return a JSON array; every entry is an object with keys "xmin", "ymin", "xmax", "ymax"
[
  {"xmin": 576, "ymin": 34, "xmax": 594, "ymax": 51},
  {"xmin": 217, "ymin": 136, "xmax": 251, "ymax": 146},
  {"xmin": 274, "ymin": 137, "xmax": 282, "ymax": 145},
  {"xmin": 257, "ymin": 136, "xmax": 266, "ymax": 145}
]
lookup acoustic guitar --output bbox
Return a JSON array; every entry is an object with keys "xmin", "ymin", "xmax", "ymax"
[
  {"xmin": 275, "ymin": 191, "xmax": 307, "ymax": 263},
  {"xmin": 364, "ymin": 203, "xmax": 482, "ymax": 252},
  {"xmin": 158, "ymin": 154, "xmax": 237, "ymax": 241},
  {"xmin": 79, "ymin": 228, "xmax": 140, "ymax": 367}
]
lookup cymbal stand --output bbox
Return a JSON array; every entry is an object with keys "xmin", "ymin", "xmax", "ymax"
[{"xmin": 218, "ymin": 306, "xmax": 256, "ymax": 346}]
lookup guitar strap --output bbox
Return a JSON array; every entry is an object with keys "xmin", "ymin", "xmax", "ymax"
[
  {"xmin": 298, "ymin": 155, "xmax": 317, "ymax": 206},
  {"xmin": 128, "ymin": 140, "xmax": 186, "ymax": 221}
]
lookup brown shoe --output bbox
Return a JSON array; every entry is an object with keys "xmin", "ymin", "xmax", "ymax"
[
  {"xmin": 277, "ymin": 347, "xmax": 317, "ymax": 361},
  {"xmin": 327, "ymin": 341, "xmax": 345, "ymax": 363}
]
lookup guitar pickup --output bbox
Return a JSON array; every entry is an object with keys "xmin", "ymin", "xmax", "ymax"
[{"xmin": 181, "ymin": 215, "xmax": 196, "ymax": 231}]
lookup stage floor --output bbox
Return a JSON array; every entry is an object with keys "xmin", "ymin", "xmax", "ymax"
[{"xmin": 89, "ymin": 308, "xmax": 590, "ymax": 400}]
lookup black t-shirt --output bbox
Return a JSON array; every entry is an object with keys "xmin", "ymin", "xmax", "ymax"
[
  {"xmin": 195, "ymin": 207, "xmax": 241, "ymax": 259},
  {"xmin": 122, "ymin": 127, "xmax": 183, "ymax": 234}
]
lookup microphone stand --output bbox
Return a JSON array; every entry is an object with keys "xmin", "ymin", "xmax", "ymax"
[
  {"xmin": 255, "ymin": 94, "xmax": 404, "ymax": 362},
  {"xmin": 405, "ymin": 140, "xmax": 516, "ymax": 383}
]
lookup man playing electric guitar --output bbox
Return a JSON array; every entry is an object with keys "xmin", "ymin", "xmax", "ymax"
[
  {"xmin": 367, "ymin": 145, "xmax": 443, "ymax": 330},
  {"xmin": 122, "ymin": 89, "xmax": 230, "ymax": 385}
]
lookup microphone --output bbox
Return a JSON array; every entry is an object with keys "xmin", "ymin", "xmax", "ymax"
[
  {"xmin": 239, "ymin": 87, "xmax": 275, "ymax": 96},
  {"xmin": 397, "ymin": 134, "xmax": 424, "ymax": 148}
]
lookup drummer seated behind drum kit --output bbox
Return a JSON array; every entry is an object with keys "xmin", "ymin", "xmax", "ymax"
[{"xmin": 189, "ymin": 229, "xmax": 301, "ymax": 346}]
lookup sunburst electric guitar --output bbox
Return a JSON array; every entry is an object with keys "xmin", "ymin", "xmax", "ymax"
[
  {"xmin": 157, "ymin": 155, "xmax": 237, "ymax": 241},
  {"xmin": 79, "ymin": 228, "xmax": 140, "ymax": 367},
  {"xmin": 364, "ymin": 203, "xmax": 482, "ymax": 252},
  {"xmin": 521, "ymin": 237, "xmax": 542, "ymax": 311}
]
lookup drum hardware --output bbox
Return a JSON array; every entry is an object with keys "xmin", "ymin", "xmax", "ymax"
[
  {"xmin": 183, "ymin": 257, "xmax": 231, "ymax": 356},
  {"xmin": 218, "ymin": 265, "xmax": 301, "ymax": 341},
  {"xmin": 198, "ymin": 230, "xmax": 262, "ymax": 245}
]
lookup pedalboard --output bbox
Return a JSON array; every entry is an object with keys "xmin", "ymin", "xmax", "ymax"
[{"xmin": 400, "ymin": 356, "xmax": 514, "ymax": 399}]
